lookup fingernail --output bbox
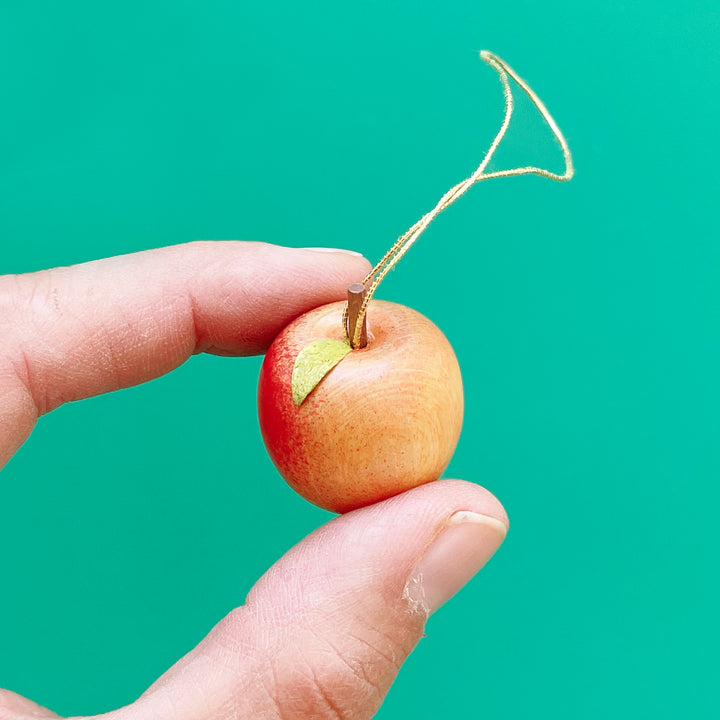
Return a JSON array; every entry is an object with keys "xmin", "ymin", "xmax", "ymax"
[
  {"xmin": 409, "ymin": 512, "xmax": 508, "ymax": 615},
  {"xmin": 302, "ymin": 247, "xmax": 365, "ymax": 257}
]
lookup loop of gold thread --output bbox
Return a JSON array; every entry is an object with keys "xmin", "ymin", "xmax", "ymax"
[{"xmin": 343, "ymin": 50, "xmax": 574, "ymax": 349}]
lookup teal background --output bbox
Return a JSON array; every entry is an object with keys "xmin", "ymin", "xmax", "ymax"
[{"xmin": 1, "ymin": 1, "xmax": 719, "ymax": 718}]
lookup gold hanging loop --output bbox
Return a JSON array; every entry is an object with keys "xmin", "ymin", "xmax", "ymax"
[{"xmin": 343, "ymin": 50, "xmax": 574, "ymax": 349}]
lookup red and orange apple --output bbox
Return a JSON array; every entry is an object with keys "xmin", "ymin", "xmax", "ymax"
[{"xmin": 257, "ymin": 299, "xmax": 463, "ymax": 513}]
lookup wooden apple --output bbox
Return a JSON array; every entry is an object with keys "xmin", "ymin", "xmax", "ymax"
[{"xmin": 257, "ymin": 299, "xmax": 463, "ymax": 513}]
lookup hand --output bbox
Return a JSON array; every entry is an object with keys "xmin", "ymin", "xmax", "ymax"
[{"xmin": 0, "ymin": 241, "xmax": 508, "ymax": 720}]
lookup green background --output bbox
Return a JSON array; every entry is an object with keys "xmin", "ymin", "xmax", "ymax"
[{"xmin": 1, "ymin": 1, "xmax": 718, "ymax": 717}]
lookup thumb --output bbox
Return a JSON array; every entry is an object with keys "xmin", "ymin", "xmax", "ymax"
[{"xmin": 110, "ymin": 479, "xmax": 508, "ymax": 720}]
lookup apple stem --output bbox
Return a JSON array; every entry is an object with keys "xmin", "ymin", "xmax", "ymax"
[{"xmin": 346, "ymin": 283, "xmax": 368, "ymax": 349}]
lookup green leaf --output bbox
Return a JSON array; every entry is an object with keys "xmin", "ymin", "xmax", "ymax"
[{"xmin": 292, "ymin": 339, "xmax": 351, "ymax": 406}]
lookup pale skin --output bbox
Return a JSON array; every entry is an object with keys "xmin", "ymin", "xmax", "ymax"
[{"xmin": 0, "ymin": 241, "xmax": 509, "ymax": 720}]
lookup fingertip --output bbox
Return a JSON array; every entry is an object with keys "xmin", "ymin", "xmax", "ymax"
[
  {"xmin": 293, "ymin": 245, "xmax": 372, "ymax": 282},
  {"xmin": 344, "ymin": 479, "xmax": 509, "ymax": 616}
]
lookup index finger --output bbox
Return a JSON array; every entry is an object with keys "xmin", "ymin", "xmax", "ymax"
[{"xmin": 0, "ymin": 241, "xmax": 370, "ymax": 466}]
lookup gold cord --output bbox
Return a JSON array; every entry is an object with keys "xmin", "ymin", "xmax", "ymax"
[{"xmin": 344, "ymin": 50, "xmax": 574, "ymax": 348}]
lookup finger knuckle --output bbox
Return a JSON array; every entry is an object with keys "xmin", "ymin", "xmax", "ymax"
[
  {"xmin": 269, "ymin": 654, "xmax": 376, "ymax": 720},
  {"xmin": 0, "ymin": 270, "xmax": 68, "ymax": 413},
  {"xmin": 265, "ymin": 618, "xmax": 416, "ymax": 720}
]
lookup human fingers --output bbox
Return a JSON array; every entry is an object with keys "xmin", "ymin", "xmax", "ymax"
[
  {"xmin": 0, "ymin": 687, "xmax": 58, "ymax": 718},
  {"xmin": 101, "ymin": 479, "xmax": 507, "ymax": 720},
  {"xmin": 0, "ymin": 241, "xmax": 369, "ymax": 466}
]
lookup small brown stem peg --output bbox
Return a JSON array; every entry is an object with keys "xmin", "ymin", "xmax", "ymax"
[{"xmin": 347, "ymin": 283, "xmax": 368, "ymax": 349}]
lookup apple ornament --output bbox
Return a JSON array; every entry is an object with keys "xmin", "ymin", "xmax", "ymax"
[{"xmin": 258, "ymin": 51, "xmax": 574, "ymax": 513}]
